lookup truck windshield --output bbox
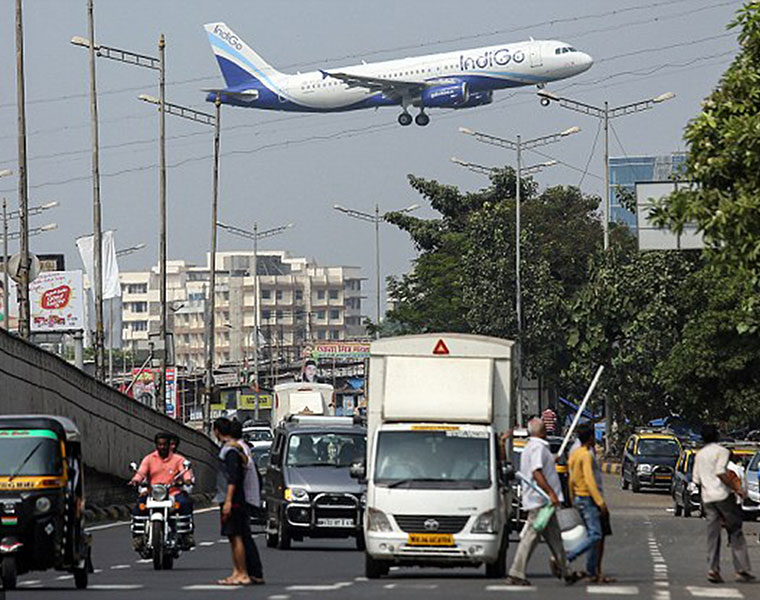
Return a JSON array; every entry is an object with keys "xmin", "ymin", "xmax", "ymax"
[
  {"xmin": 0, "ymin": 430, "xmax": 63, "ymax": 477},
  {"xmin": 375, "ymin": 430, "xmax": 491, "ymax": 489},
  {"xmin": 286, "ymin": 432, "xmax": 366, "ymax": 467}
]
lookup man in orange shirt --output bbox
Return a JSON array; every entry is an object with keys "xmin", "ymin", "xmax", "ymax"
[
  {"xmin": 130, "ymin": 432, "xmax": 195, "ymax": 549},
  {"xmin": 567, "ymin": 424, "xmax": 606, "ymax": 581}
]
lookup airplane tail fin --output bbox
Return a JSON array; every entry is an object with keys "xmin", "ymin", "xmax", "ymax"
[{"xmin": 204, "ymin": 22, "xmax": 282, "ymax": 88}]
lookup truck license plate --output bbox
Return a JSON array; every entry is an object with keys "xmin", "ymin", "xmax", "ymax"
[
  {"xmin": 408, "ymin": 533, "xmax": 454, "ymax": 546},
  {"xmin": 317, "ymin": 518, "xmax": 354, "ymax": 527}
]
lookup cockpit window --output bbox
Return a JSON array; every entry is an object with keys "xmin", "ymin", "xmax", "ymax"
[{"xmin": 556, "ymin": 47, "xmax": 578, "ymax": 55}]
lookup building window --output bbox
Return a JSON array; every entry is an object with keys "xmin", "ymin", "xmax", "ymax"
[
  {"xmin": 127, "ymin": 283, "xmax": 147, "ymax": 294},
  {"xmin": 330, "ymin": 330, "xmax": 340, "ymax": 340},
  {"xmin": 133, "ymin": 321, "xmax": 148, "ymax": 331},
  {"xmin": 317, "ymin": 290, "xmax": 325, "ymax": 300},
  {"xmin": 317, "ymin": 310, "xmax": 325, "ymax": 320},
  {"xmin": 262, "ymin": 289, "xmax": 271, "ymax": 300},
  {"xmin": 295, "ymin": 290, "xmax": 303, "ymax": 301},
  {"xmin": 132, "ymin": 301, "xmax": 147, "ymax": 313},
  {"xmin": 329, "ymin": 309, "xmax": 339, "ymax": 320},
  {"xmin": 275, "ymin": 290, "xmax": 283, "ymax": 301},
  {"xmin": 276, "ymin": 310, "xmax": 283, "ymax": 320},
  {"xmin": 329, "ymin": 289, "xmax": 339, "ymax": 300},
  {"xmin": 317, "ymin": 330, "xmax": 326, "ymax": 340},
  {"xmin": 262, "ymin": 310, "xmax": 271, "ymax": 320}
]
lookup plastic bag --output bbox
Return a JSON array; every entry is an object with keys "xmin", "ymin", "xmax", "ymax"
[{"xmin": 531, "ymin": 504, "xmax": 556, "ymax": 532}]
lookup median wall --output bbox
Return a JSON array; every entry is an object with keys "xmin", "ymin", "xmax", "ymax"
[{"xmin": 0, "ymin": 329, "xmax": 220, "ymax": 506}]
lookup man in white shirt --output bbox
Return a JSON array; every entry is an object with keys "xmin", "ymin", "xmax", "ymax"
[
  {"xmin": 506, "ymin": 418, "xmax": 580, "ymax": 586},
  {"xmin": 692, "ymin": 424, "xmax": 754, "ymax": 584}
]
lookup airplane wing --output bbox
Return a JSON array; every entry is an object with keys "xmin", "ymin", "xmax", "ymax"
[{"xmin": 320, "ymin": 70, "xmax": 429, "ymax": 98}]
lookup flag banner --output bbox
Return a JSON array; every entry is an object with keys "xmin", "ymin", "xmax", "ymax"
[{"xmin": 75, "ymin": 230, "xmax": 121, "ymax": 299}]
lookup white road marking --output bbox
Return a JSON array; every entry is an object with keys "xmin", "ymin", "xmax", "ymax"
[
  {"xmin": 89, "ymin": 584, "xmax": 145, "ymax": 590},
  {"xmin": 18, "ymin": 580, "xmax": 41, "ymax": 586},
  {"xmin": 110, "ymin": 564, "xmax": 131, "ymax": 569},
  {"xmin": 686, "ymin": 587, "xmax": 744, "ymax": 599},
  {"xmin": 486, "ymin": 584, "xmax": 537, "ymax": 592},
  {"xmin": 136, "ymin": 558, "xmax": 152, "ymax": 563},
  {"xmin": 286, "ymin": 582, "xmax": 353, "ymax": 591},
  {"xmin": 199, "ymin": 541, "xmax": 216, "ymax": 546},
  {"xmin": 56, "ymin": 574, "xmax": 74, "ymax": 580},
  {"xmin": 268, "ymin": 596, "xmax": 291, "ymax": 600},
  {"xmin": 354, "ymin": 576, "xmax": 368, "ymax": 582},
  {"xmin": 93, "ymin": 569, "xmax": 103, "ymax": 574},
  {"xmin": 587, "ymin": 586, "xmax": 639, "ymax": 595},
  {"xmin": 183, "ymin": 584, "xmax": 243, "ymax": 590}
]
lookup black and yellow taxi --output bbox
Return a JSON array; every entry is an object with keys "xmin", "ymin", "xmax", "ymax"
[
  {"xmin": 0, "ymin": 415, "xmax": 91, "ymax": 590},
  {"xmin": 620, "ymin": 428, "xmax": 681, "ymax": 493}
]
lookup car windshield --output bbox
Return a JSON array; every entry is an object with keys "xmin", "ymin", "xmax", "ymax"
[
  {"xmin": 638, "ymin": 439, "xmax": 680, "ymax": 457},
  {"xmin": 244, "ymin": 429, "xmax": 272, "ymax": 442},
  {"xmin": 375, "ymin": 430, "xmax": 491, "ymax": 490},
  {"xmin": 0, "ymin": 429, "xmax": 63, "ymax": 477},
  {"xmin": 286, "ymin": 432, "xmax": 365, "ymax": 467}
]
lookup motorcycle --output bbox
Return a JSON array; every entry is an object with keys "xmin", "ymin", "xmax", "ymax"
[{"xmin": 129, "ymin": 460, "xmax": 194, "ymax": 570}]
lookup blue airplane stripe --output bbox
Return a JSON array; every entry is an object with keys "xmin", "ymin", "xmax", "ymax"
[{"xmin": 208, "ymin": 35, "xmax": 292, "ymax": 100}]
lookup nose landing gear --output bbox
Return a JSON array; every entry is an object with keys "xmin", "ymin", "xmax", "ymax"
[{"xmin": 540, "ymin": 97, "xmax": 551, "ymax": 107}]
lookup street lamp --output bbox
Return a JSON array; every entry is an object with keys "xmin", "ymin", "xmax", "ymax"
[
  {"xmin": 72, "ymin": 25, "xmax": 169, "ymax": 408},
  {"xmin": 139, "ymin": 93, "xmax": 221, "ymax": 431},
  {"xmin": 537, "ymin": 90, "xmax": 675, "ymax": 250},
  {"xmin": 2, "ymin": 196, "xmax": 58, "ymax": 331},
  {"xmin": 217, "ymin": 220, "xmax": 294, "ymax": 405},
  {"xmin": 451, "ymin": 157, "xmax": 558, "ymax": 177},
  {"xmin": 459, "ymin": 125, "xmax": 579, "ymax": 425},
  {"xmin": 333, "ymin": 203, "xmax": 419, "ymax": 337}
]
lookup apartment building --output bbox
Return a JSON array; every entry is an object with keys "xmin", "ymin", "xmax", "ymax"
[{"xmin": 120, "ymin": 251, "xmax": 365, "ymax": 370}]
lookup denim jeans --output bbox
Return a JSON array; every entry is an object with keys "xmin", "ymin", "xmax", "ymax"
[{"xmin": 567, "ymin": 496, "xmax": 603, "ymax": 576}]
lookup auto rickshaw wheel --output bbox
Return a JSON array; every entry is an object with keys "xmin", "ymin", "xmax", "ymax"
[
  {"xmin": 1, "ymin": 556, "xmax": 17, "ymax": 590},
  {"xmin": 162, "ymin": 553, "xmax": 174, "ymax": 570},
  {"xmin": 74, "ymin": 567, "xmax": 88, "ymax": 589}
]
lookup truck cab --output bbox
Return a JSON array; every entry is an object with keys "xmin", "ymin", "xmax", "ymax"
[{"xmin": 360, "ymin": 334, "xmax": 514, "ymax": 579}]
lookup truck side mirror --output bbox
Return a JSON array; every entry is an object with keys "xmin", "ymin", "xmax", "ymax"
[{"xmin": 349, "ymin": 460, "xmax": 366, "ymax": 481}]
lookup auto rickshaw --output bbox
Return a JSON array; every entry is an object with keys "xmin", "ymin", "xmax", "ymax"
[{"xmin": 0, "ymin": 415, "xmax": 92, "ymax": 589}]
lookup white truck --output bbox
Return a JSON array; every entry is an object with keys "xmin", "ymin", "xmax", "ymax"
[
  {"xmin": 357, "ymin": 333, "xmax": 515, "ymax": 578},
  {"xmin": 271, "ymin": 382, "xmax": 335, "ymax": 428}
]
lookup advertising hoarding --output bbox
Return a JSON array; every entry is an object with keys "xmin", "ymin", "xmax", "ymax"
[{"xmin": 30, "ymin": 270, "xmax": 85, "ymax": 332}]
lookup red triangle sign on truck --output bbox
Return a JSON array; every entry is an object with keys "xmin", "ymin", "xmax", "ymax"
[{"xmin": 432, "ymin": 339, "xmax": 450, "ymax": 355}]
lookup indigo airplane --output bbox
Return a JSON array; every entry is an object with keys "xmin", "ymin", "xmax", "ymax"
[{"xmin": 205, "ymin": 22, "xmax": 593, "ymax": 127}]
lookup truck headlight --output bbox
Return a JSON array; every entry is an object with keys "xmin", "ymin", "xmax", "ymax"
[
  {"xmin": 471, "ymin": 509, "xmax": 497, "ymax": 534},
  {"xmin": 284, "ymin": 487, "xmax": 309, "ymax": 502},
  {"xmin": 637, "ymin": 464, "xmax": 652, "ymax": 474},
  {"xmin": 367, "ymin": 508, "xmax": 393, "ymax": 532},
  {"xmin": 35, "ymin": 496, "xmax": 52, "ymax": 513}
]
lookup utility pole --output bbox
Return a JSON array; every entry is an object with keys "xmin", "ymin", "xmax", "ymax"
[
  {"xmin": 333, "ymin": 202, "xmax": 419, "ymax": 338},
  {"xmin": 458, "ymin": 125, "xmax": 580, "ymax": 425},
  {"xmin": 86, "ymin": 0, "xmax": 105, "ymax": 380},
  {"xmin": 15, "ymin": 0, "xmax": 30, "ymax": 339},
  {"xmin": 157, "ymin": 34, "xmax": 167, "ymax": 413},
  {"xmin": 2, "ymin": 199, "xmax": 7, "ymax": 331}
]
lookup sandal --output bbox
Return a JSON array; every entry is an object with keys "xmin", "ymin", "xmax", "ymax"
[
  {"xmin": 593, "ymin": 575, "xmax": 617, "ymax": 584},
  {"xmin": 550, "ymin": 557, "xmax": 562, "ymax": 580},
  {"xmin": 736, "ymin": 572, "xmax": 756, "ymax": 583},
  {"xmin": 506, "ymin": 576, "xmax": 531, "ymax": 586},
  {"xmin": 707, "ymin": 570, "xmax": 724, "ymax": 584}
]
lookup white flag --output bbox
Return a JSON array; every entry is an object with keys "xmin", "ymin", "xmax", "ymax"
[{"xmin": 76, "ymin": 230, "xmax": 121, "ymax": 299}]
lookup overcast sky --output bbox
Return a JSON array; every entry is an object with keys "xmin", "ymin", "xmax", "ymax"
[{"xmin": 0, "ymin": 0, "xmax": 741, "ymax": 318}]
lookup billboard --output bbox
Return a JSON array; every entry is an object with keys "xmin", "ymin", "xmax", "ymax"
[
  {"xmin": 30, "ymin": 270, "xmax": 86, "ymax": 332},
  {"xmin": 123, "ymin": 367, "xmax": 180, "ymax": 419},
  {"xmin": 636, "ymin": 182, "xmax": 704, "ymax": 251},
  {"xmin": 302, "ymin": 341, "xmax": 371, "ymax": 360}
]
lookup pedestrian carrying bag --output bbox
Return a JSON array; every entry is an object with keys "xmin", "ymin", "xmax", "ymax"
[{"xmin": 532, "ymin": 504, "xmax": 556, "ymax": 532}]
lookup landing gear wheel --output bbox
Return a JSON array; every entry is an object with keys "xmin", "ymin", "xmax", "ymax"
[
  {"xmin": 276, "ymin": 518, "xmax": 291, "ymax": 550},
  {"xmin": 415, "ymin": 112, "xmax": 430, "ymax": 127},
  {"xmin": 365, "ymin": 554, "xmax": 389, "ymax": 579},
  {"xmin": 540, "ymin": 97, "xmax": 551, "ymax": 107},
  {"xmin": 152, "ymin": 521, "xmax": 164, "ymax": 570},
  {"xmin": 398, "ymin": 112, "xmax": 413, "ymax": 126},
  {"xmin": 485, "ymin": 528, "xmax": 509, "ymax": 578},
  {"xmin": 1, "ymin": 556, "xmax": 17, "ymax": 590},
  {"xmin": 74, "ymin": 567, "xmax": 88, "ymax": 589}
]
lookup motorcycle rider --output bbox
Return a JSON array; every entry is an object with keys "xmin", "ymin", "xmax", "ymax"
[{"xmin": 130, "ymin": 431, "xmax": 196, "ymax": 550}]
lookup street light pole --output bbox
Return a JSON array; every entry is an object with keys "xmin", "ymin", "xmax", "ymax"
[
  {"xmin": 15, "ymin": 0, "xmax": 30, "ymax": 340},
  {"xmin": 333, "ymin": 203, "xmax": 419, "ymax": 338},
  {"xmin": 86, "ymin": 0, "xmax": 105, "ymax": 381},
  {"xmin": 2, "ymin": 199, "xmax": 7, "ymax": 331},
  {"xmin": 216, "ymin": 221, "xmax": 294, "ymax": 396},
  {"xmin": 459, "ymin": 125, "xmax": 580, "ymax": 425},
  {"xmin": 537, "ymin": 90, "xmax": 675, "ymax": 250}
]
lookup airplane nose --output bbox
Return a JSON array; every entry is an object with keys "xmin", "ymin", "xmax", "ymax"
[{"xmin": 582, "ymin": 52, "xmax": 594, "ymax": 71}]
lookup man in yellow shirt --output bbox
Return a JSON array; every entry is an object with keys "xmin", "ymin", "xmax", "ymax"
[{"xmin": 568, "ymin": 424, "xmax": 607, "ymax": 581}]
